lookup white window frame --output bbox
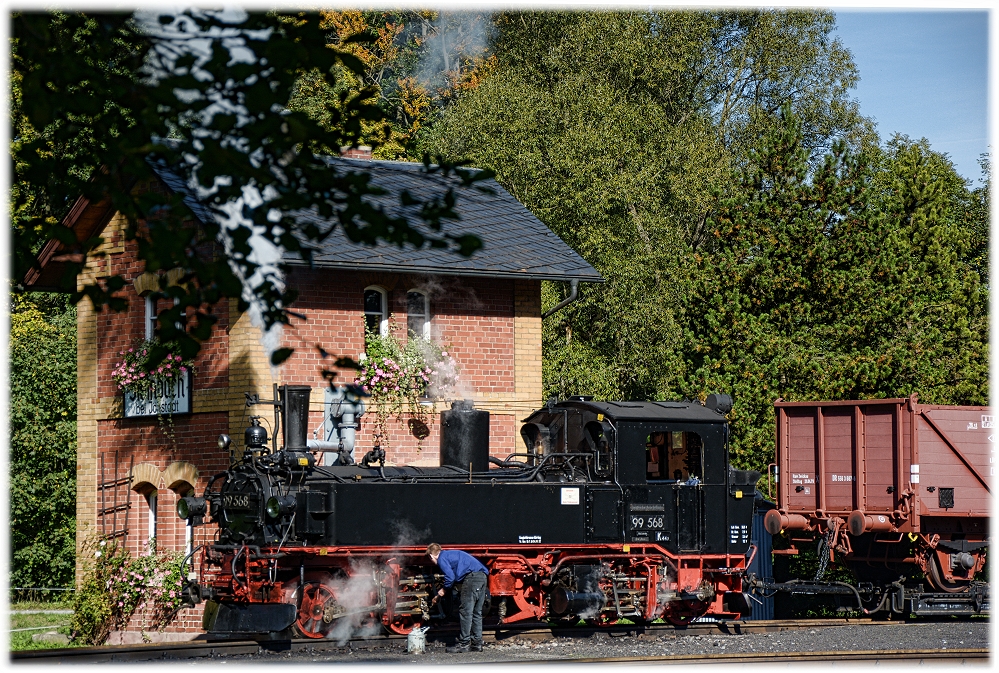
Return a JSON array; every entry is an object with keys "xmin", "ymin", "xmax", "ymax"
[
  {"xmin": 406, "ymin": 289, "xmax": 431, "ymax": 339},
  {"xmin": 146, "ymin": 490, "xmax": 157, "ymax": 554},
  {"xmin": 144, "ymin": 295, "xmax": 157, "ymax": 340},
  {"xmin": 363, "ymin": 286, "xmax": 389, "ymax": 336}
]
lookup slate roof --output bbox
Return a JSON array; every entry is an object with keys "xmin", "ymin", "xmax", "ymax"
[
  {"xmin": 149, "ymin": 157, "xmax": 602, "ymax": 283},
  {"xmin": 288, "ymin": 158, "xmax": 602, "ymax": 282}
]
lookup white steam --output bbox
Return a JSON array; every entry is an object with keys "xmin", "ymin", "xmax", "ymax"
[{"xmin": 413, "ymin": 12, "xmax": 494, "ymax": 92}]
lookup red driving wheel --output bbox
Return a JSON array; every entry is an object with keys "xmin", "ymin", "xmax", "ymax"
[
  {"xmin": 385, "ymin": 616, "xmax": 421, "ymax": 635},
  {"xmin": 296, "ymin": 582, "xmax": 337, "ymax": 639}
]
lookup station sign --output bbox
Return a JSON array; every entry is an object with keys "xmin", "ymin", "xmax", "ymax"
[{"xmin": 123, "ymin": 372, "xmax": 192, "ymax": 417}]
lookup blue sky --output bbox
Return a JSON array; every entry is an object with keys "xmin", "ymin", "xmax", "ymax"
[{"xmin": 833, "ymin": 10, "xmax": 989, "ymax": 184}]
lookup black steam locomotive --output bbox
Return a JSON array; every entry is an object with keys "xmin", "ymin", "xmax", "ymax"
[{"xmin": 179, "ymin": 386, "xmax": 761, "ymax": 637}]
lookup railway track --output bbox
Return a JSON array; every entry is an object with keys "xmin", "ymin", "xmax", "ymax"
[{"xmin": 11, "ymin": 617, "xmax": 987, "ymax": 664}]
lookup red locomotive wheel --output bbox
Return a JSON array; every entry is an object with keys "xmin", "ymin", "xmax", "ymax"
[
  {"xmin": 385, "ymin": 617, "xmax": 421, "ymax": 635},
  {"xmin": 295, "ymin": 582, "xmax": 339, "ymax": 639}
]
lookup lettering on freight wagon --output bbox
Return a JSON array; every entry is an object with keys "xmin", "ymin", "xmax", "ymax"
[
  {"xmin": 791, "ymin": 473, "xmax": 814, "ymax": 484},
  {"xmin": 982, "ymin": 415, "xmax": 994, "ymax": 429},
  {"xmin": 830, "ymin": 474, "xmax": 855, "ymax": 482}
]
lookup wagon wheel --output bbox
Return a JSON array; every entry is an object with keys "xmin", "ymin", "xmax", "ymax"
[
  {"xmin": 295, "ymin": 582, "xmax": 340, "ymax": 638},
  {"xmin": 926, "ymin": 553, "xmax": 972, "ymax": 593}
]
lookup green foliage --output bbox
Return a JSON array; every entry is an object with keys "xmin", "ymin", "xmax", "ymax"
[
  {"xmin": 69, "ymin": 537, "xmax": 187, "ymax": 645},
  {"xmin": 9, "ymin": 293, "xmax": 77, "ymax": 590},
  {"xmin": 418, "ymin": 10, "xmax": 873, "ymax": 404},
  {"xmin": 417, "ymin": 10, "xmax": 988, "ymax": 479},
  {"xmin": 683, "ymin": 111, "xmax": 988, "ymax": 471},
  {"xmin": 12, "ymin": 10, "xmax": 488, "ymax": 368}
]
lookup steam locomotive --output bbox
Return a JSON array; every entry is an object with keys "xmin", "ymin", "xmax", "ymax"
[{"xmin": 177, "ymin": 386, "xmax": 761, "ymax": 638}]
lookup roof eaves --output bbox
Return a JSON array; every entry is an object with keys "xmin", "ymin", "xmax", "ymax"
[{"xmin": 284, "ymin": 258, "xmax": 605, "ymax": 283}]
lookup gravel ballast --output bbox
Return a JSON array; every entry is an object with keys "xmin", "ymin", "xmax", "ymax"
[{"xmin": 224, "ymin": 621, "xmax": 989, "ymax": 663}]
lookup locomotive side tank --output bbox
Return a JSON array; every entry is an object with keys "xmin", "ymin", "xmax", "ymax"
[
  {"xmin": 763, "ymin": 395, "xmax": 990, "ymax": 612},
  {"xmin": 180, "ymin": 388, "xmax": 761, "ymax": 637}
]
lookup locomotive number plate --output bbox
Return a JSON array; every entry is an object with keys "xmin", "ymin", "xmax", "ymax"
[
  {"xmin": 223, "ymin": 494, "xmax": 254, "ymax": 510},
  {"xmin": 629, "ymin": 515, "xmax": 665, "ymax": 530}
]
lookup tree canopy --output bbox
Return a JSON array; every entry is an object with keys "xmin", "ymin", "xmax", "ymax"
[
  {"xmin": 10, "ymin": 295, "xmax": 78, "ymax": 589},
  {"xmin": 413, "ymin": 9, "xmax": 988, "ymax": 472}
]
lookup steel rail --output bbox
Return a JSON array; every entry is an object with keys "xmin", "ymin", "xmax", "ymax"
[
  {"xmin": 523, "ymin": 649, "xmax": 989, "ymax": 665},
  {"xmin": 11, "ymin": 616, "xmax": 973, "ymax": 663}
]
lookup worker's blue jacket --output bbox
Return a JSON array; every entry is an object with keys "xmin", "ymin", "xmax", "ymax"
[{"xmin": 436, "ymin": 549, "xmax": 489, "ymax": 588}]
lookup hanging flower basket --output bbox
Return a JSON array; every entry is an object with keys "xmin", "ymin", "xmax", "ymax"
[{"xmin": 354, "ymin": 324, "xmax": 459, "ymax": 449}]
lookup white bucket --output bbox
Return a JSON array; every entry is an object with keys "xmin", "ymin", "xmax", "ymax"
[{"xmin": 407, "ymin": 626, "xmax": 430, "ymax": 654}]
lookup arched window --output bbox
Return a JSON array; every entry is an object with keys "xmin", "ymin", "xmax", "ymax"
[
  {"xmin": 407, "ymin": 290, "xmax": 430, "ymax": 339},
  {"xmin": 363, "ymin": 287, "xmax": 388, "ymax": 336}
]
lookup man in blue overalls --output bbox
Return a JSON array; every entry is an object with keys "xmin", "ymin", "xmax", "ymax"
[{"xmin": 426, "ymin": 543, "xmax": 489, "ymax": 653}]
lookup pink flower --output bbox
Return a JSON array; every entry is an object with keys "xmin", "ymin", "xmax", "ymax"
[{"xmin": 180, "ymin": 367, "xmax": 187, "ymax": 373}]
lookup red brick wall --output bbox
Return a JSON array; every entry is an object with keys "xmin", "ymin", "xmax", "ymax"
[
  {"xmin": 96, "ymin": 413, "xmax": 229, "ymax": 558},
  {"xmin": 95, "ymin": 222, "xmax": 229, "ymax": 400},
  {"xmin": 279, "ymin": 268, "xmax": 520, "ymax": 464}
]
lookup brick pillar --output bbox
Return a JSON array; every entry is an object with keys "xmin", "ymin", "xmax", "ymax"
[
  {"xmin": 227, "ymin": 298, "xmax": 279, "ymax": 443},
  {"xmin": 75, "ymin": 290, "xmax": 100, "ymax": 586},
  {"xmin": 513, "ymin": 279, "xmax": 543, "ymax": 408}
]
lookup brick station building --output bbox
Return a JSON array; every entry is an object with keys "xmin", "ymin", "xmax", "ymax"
[{"xmin": 24, "ymin": 156, "xmax": 601, "ymax": 640}]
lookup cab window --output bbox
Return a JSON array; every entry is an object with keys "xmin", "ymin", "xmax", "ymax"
[{"xmin": 646, "ymin": 431, "xmax": 703, "ymax": 482}]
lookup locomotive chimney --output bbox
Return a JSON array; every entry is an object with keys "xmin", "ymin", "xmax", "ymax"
[{"xmin": 282, "ymin": 385, "xmax": 313, "ymax": 450}]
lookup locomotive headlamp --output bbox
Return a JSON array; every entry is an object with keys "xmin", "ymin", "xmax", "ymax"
[
  {"xmin": 266, "ymin": 495, "xmax": 296, "ymax": 519},
  {"xmin": 178, "ymin": 496, "xmax": 207, "ymax": 520},
  {"xmin": 217, "ymin": 434, "xmax": 231, "ymax": 451}
]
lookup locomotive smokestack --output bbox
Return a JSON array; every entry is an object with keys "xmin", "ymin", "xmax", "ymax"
[{"xmin": 282, "ymin": 385, "xmax": 313, "ymax": 450}]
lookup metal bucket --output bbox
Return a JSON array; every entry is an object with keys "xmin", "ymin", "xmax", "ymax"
[{"xmin": 407, "ymin": 625, "xmax": 430, "ymax": 654}]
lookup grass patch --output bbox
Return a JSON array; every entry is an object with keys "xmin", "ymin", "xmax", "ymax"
[
  {"xmin": 10, "ymin": 600, "xmax": 73, "ymax": 612},
  {"xmin": 10, "ymin": 602, "xmax": 81, "ymax": 651}
]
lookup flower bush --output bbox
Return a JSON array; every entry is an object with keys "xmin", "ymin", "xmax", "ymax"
[
  {"xmin": 111, "ymin": 339, "xmax": 194, "ymax": 396},
  {"xmin": 355, "ymin": 324, "xmax": 459, "ymax": 449},
  {"xmin": 70, "ymin": 536, "xmax": 188, "ymax": 645}
]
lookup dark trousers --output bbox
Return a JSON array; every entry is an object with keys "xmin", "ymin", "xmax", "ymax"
[{"xmin": 456, "ymin": 571, "xmax": 487, "ymax": 645}]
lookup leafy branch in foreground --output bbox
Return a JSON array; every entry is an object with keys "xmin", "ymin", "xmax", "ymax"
[{"xmin": 13, "ymin": 10, "xmax": 490, "ymax": 369}]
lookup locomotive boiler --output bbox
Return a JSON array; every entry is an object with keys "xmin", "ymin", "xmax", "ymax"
[{"xmin": 178, "ymin": 386, "xmax": 761, "ymax": 638}]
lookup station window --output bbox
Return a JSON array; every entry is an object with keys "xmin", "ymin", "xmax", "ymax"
[
  {"xmin": 407, "ymin": 290, "xmax": 430, "ymax": 339},
  {"xmin": 646, "ymin": 431, "xmax": 703, "ymax": 482},
  {"xmin": 144, "ymin": 296, "xmax": 157, "ymax": 340},
  {"xmin": 363, "ymin": 287, "xmax": 388, "ymax": 336},
  {"xmin": 145, "ymin": 489, "xmax": 158, "ymax": 554}
]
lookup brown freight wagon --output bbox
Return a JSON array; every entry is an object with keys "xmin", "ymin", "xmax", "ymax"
[{"xmin": 764, "ymin": 395, "xmax": 990, "ymax": 593}]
